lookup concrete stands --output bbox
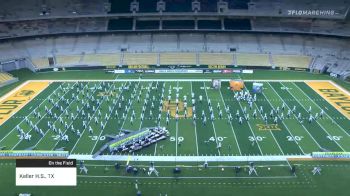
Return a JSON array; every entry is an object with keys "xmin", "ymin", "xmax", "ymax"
[
  {"xmin": 199, "ymin": 53, "xmax": 234, "ymax": 65},
  {"xmin": 159, "ymin": 53, "xmax": 196, "ymax": 65},
  {"xmin": 0, "ymin": 33, "xmax": 348, "ymax": 73},
  {"xmin": 123, "ymin": 53, "xmax": 157, "ymax": 65},
  {"xmin": 236, "ymin": 53, "xmax": 270, "ymax": 67},
  {"xmin": 0, "ymin": 72, "xmax": 17, "ymax": 87},
  {"xmin": 272, "ymin": 55, "xmax": 311, "ymax": 69},
  {"xmin": 82, "ymin": 53, "xmax": 120, "ymax": 66}
]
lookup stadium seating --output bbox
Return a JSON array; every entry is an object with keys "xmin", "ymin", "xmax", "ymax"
[
  {"xmin": 272, "ymin": 55, "xmax": 311, "ymax": 69},
  {"xmin": 55, "ymin": 55, "xmax": 82, "ymax": 66},
  {"xmin": 199, "ymin": 53, "xmax": 233, "ymax": 65},
  {"xmin": 153, "ymin": 34, "xmax": 178, "ymax": 52},
  {"xmin": 82, "ymin": 54, "xmax": 120, "ymax": 66},
  {"xmin": 0, "ymin": 33, "xmax": 348, "ymax": 73},
  {"xmin": 127, "ymin": 34, "xmax": 152, "ymax": 52},
  {"xmin": 160, "ymin": 53, "xmax": 196, "ymax": 65},
  {"xmin": 0, "ymin": 72, "xmax": 15, "ymax": 86},
  {"xmin": 236, "ymin": 53, "xmax": 270, "ymax": 67},
  {"xmin": 0, "ymin": 72, "xmax": 14, "ymax": 81},
  {"xmin": 123, "ymin": 53, "xmax": 157, "ymax": 65},
  {"xmin": 179, "ymin": 34, "xmax": 205, "ymax": 52},
  {"xmin": 31, "ymin": 57, "xmax": 50, "ymax": 69}
]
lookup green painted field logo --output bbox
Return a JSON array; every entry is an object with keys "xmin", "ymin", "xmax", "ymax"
[
  {"xmin": 97, "ymin": 91, "xmax": 117, "ymax": 97},
  {"xmin": 256, "ymin": 124, "xmax": 281, "ymax": 131},
  {"xmin": 162, "ymin": 100, "xmax": 192, "ymax": 118},
  {"xmin": 14, "ymin": 90, "xmax": 35, "ymax": 97}
]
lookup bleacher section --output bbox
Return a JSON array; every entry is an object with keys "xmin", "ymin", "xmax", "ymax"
[
  {"xmin": 31, "ymin": 57, "xmax": 50, "ymax": 69},
  {"xmin": 236, "ymin": 53, "xmax": 270, "ymax": 67},
  {"xmin": 0, "ymin": 72, "xmax": 17, "ymax": 87},
  {"xmin": 2, "ymin": 33, "xmax": 347, "ymax": 73},
  {"xmin": 272, "ymin": 55, "xmax": 311, "ymax": 69},
  {"xmin": 56, "ymin": 55, "xmax": 81, "ymax": 66},
  {"xmin": 160, "ymin": 53, "xmax": 196, "ymax": 65},
  {"xmin": 82, "ymin": 54, "xmax": 120, "ymax": 66},
  {"xmin": 199, "ymin": 53, "xmax": 233, "ymax": 65},
  {"xmin": 28, "ymin": 52, "xmax": 319, "ymax": 70},
  {"xmin": 123, "ymin": 53, "xmax": 157, "ymax": 65}
]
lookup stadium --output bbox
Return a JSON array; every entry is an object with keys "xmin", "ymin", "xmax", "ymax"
[{"xmin": 0, "ymin": 0, "xmax": 349, "ymax": 195}]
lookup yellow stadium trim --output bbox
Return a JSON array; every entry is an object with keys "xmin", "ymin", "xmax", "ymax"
[
  {"xmin": 306, "ymin": 81, "xmax": 350, "ymax": 119},
  {"xmin": 0, "ymin": 81, "xmax": 50, "ymax": 125}
]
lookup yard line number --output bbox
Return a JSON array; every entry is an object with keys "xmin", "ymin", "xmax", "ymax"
[
  {"xmin": 287, "ymin": 135, "xmax": 304, "ymax": 141},
  {"xmin": 248, "ymin": 136, "xmax": 265, "ymax": 142}
]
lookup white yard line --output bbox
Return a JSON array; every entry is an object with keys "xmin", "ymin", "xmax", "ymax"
[
  {"xmin": 89, "ymin": 82, "xmax": 128, "ymax": 155},
  {"xmin": 236, "ymin": 100, "xmax": 263, "ymax": 155},
  {"xmin": 191, "ymin": 81, "xmax": 199, "ymax": 156},
  {"xmin": 267, "ymin": 82, "xmax": 322, "ymax": 150},
  {"xmin": 293, "ymin": 82, "xmax": 350, "ymax": 136},
  {"xmin": 12, "ymin": 83, "xmax": 77, "ymax": 150},
  {"xmin": 260, "ymin": 86, "xmax": 305, "ymax": 155},
  {"xmin": 175, "ymin": 81, "xmax": 179, "ymax": 156},
  {"xmin": 51, "ymin": 83, "xmax": 101, "ymax": 150},
  {"xmin": 127, "ymin": 81, "xmax": 154, "ymax": 156},
  {"xmin": 203, "ymin": 82, "xmax": 221, "ymax": 156},
  {"xmin": 0, "ymin": 82, "xmax": 65, "ymax": 145},
  {"xmin": 218, "ymin": 87, "xmax": 242, "ymax": 156},
  {"xmin": 32, "ymin": 82, "xmax": 86, "ymax": 149},
  {"xmin": 92, "ymin": 81, "xmax": 142, "ymax": 155},
  {"xmin": 70, "ymin": 82, "xmax": 115, "ymax": 152},
  {"xmin": 247, "ymin": 86, "xmax": 285, "ymax": 156},
  {"xmin": 280, "ymin": 82, "xmax": 346, "ymax": 152},
  {"xmin": 49, "ymin": 82, "xmax": 102, "ymax": 151},
  {"xmin": 233, "ymin": 76, "xmax": 263, "ymax": 155}
]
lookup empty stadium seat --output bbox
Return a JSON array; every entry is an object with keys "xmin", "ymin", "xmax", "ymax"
[
  {"xmin": 82, "ymin": 53, "xmax": 120, "ymax": 66},
  {"xmin": 272, "ymin": 55, "xmax": 311, "ymax": 68},
  {"xmin": 199, "ymin": 53, "xmax": 233, "ymax": 65},
  {"xmin": 123, "ymin": 53, "xmax": 157, "ymax": 65},
  {"xmin": 0, "ymin": 72, "xmax": 15, "ymax": 86},
  {"xmin": 160, "ymin": 53, "xmax": 196, "ymax": 65},
  {"xmin": 56, "ymin": 55, "xmax": 81, "ymax": 66},
  {"xmin": 31, "ymin": 57, "xmax": 50, "ymax": 69},
  {"xmin": 236, "ymin": 53, "xmax": 270, "ymax": 66}
]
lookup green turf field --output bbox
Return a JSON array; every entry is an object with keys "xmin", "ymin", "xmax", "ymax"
[
  {"xmin": 0, "ymin": 69, "xmax": 350, "ymax": 196},
  {"xmin": 0, "ymin": 79, "xmax": 349, "ymax": 157}
]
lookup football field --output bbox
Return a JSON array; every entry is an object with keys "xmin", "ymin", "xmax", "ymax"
[{"xmin": 0, "ymin": 79, "xmax": 350, "ymax": 158}]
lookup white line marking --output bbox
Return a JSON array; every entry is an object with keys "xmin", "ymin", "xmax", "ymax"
[
  {"xmin": 280, "ymin": 82, "xmax": 346, "ymax": 152},
  {"xmin": 203, "ymin": 82, "xmax": 221, "ymax": 156},
  {"xmin": 191, "ymin": 81, "xmax": 199, "ymax": 156},
  {"xmin": 261, "ymin": 84, "xmax": 305, "ymax": 154},
  {"xmin": 293, "ymin": 82, "xmax": 350, "ymax": 136},
  {"xmin": 267, "ymin": 82, "xmax": 322, "ymax": 150},
  {"xmin": 0, "ymin": 82, "xmax": 61, "ymax": 145},
  {"xmin": 218, "ymin": 84, "xmax": 242, "ymax": 155}
]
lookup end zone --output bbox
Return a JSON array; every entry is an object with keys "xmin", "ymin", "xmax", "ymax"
[
  {"xmin": 305, "ymin": 81, "xmax": 350, "ymax": 120},
  {"xmin": 0, "ymin": 81, "xmax": 50, "ymax": 125}
]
